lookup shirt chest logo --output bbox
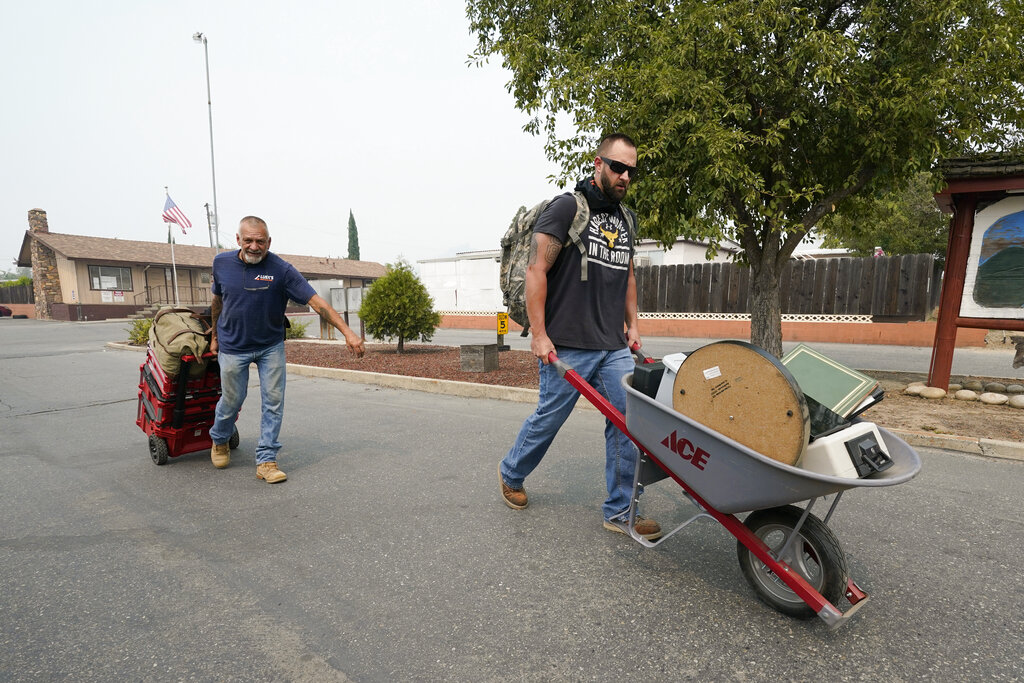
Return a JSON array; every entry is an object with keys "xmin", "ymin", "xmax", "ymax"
[
  {"xmin": 585, "ymin": 213, "xmax": 631, "ymax": 269},
  {"xmin": 253, "ymin": 274, "xmax": 274, "ymax": 282}
]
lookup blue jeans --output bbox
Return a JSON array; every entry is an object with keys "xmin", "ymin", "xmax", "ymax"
[
  {"xmin": 210, "ymin": 341, "xmax": 286, "ymax": 464},
  {"xmin": 500, "ymin": 346, "xmax": 638, "ymax": 521}
]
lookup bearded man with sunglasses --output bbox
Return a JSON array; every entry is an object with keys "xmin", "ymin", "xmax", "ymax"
[
  {"xmin": 207, "ymin": 216, "xmax": 364, "ymax": 483},
  {"xmin": 498, "ymin": 133, "xmax": 662, "ymax": 541}
]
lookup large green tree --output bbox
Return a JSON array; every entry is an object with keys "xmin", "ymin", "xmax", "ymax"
[
  {"xmin": 818, "ymin": 172, "xmax": 950, "ymax": 258},
  {"xmin": 468, "ymin": 0, "xmax": 1024, "ymax": 356},
  {"xmin": 347, "ymin": 209, "xmax": 361, "ymax": 261},
  {"xmin": 358, "ymin": 260, "xmax": 441, "ymax": 352}
]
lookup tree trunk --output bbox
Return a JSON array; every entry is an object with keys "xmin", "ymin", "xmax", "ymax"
[
  {"xmin": 748, "ymin": 259, "xmax": 783, "ymax": 358},
  {"xmin": 397, "ymin": 334, "xmax": 405, "ymax": 353}
]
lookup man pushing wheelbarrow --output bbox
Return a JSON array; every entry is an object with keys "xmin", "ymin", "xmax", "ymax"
[
  {"xmin": 495, "ymin": 133, "xmax": 922, "ymax": 628},
  {"xmin": 497, "ymin": 133, "xmax": 662, "ymax": 540}
]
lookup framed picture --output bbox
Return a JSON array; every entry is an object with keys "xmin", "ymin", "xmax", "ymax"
[{"xmin": 960, "ymin": 195, "xmax": 1024, "ymax": 318}]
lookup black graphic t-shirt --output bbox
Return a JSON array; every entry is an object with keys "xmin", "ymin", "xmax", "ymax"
[{"xmin": 533, "ymin": 187, "xmax": 634, "ymax": 350}]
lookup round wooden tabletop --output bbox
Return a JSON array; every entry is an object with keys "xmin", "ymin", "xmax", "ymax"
[{"xmin": 672, "ymin": 341, "xmax": 810, "ymax": 465}]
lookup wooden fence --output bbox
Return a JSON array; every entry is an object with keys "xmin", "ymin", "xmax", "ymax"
[
  {"xmin": 0, "ymin": 283, "xmax": 33, "ymax": 305},
  {"xmin": 634, "ymin": 253, "xmax": 942, "ymax": 321}
]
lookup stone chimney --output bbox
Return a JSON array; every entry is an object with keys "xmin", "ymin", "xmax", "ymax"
[
  {"xmin": 28, "ymin": 208, "xmax": 49, "ymax": 233},
  {"xmin": 28, "ymin": 208, "xmax": 62, "ymax": 319}
]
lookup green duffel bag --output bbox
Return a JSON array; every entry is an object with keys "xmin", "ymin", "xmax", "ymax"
[{"xmin": 149, "ymin": 306, "xmax": 211, "ymax": 378}]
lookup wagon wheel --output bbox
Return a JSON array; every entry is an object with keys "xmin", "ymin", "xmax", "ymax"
[
  {"xmin": 737, "ymin": 505, "xmax": 848, "ymax": 619},
  {"xmin": 148, "ymin": 435, "xmax": 169, "ymax": 466},
  {"xmin": 228, "ymin": 426, "xmax": 240, "ymax": 450}
]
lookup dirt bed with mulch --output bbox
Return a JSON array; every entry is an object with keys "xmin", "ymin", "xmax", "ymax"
[{"xmin": 285, "ymin": 341, "xmax": 1024, "ymax": 443}]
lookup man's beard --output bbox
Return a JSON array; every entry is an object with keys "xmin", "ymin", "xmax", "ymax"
[
  {"xmin": 598, "ymin": 169, "xmax": 628, "ymax": 201},
  {"xmin": 242, "ymin": 251, "xmax": 267, "ymax": 264}
]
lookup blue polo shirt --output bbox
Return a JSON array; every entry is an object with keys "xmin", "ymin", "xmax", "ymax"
[{"xmin": 211, "ymin": 250, "xmax": 316, "ymax": 354}]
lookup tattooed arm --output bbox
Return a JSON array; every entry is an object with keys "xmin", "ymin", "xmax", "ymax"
[{"xmin": 525, "ymin": 231, "xmax": 563, "ymax": 363}]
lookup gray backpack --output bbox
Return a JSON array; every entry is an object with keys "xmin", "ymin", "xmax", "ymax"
[{"xmin": 499, "ymin": 192, "xmax": 635, "ymax": 335}]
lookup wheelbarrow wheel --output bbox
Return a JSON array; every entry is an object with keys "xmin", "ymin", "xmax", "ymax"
[
  {"xmin": 148, "ymin": 435, "xmax": 169, "ymax": 466},
  {"xmin": 228, "ymin": 426, "xmax": 240, "ymax": 450},
  {"xmin": 737, "ymin": 505, "xmax": 848, "ymax": 619}
]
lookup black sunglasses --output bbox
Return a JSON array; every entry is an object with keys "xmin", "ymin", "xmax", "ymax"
[{"xmin": 600, "ymin": 156, "xmax": 638, "ymax": 177}]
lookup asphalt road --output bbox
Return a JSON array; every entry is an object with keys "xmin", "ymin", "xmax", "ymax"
[{"xmin": 1, "ymin": 319, "xmax": 1022, "ymax": 681}]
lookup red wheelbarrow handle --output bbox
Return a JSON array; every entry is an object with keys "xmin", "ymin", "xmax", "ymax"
[
  {"xmin": 630, "ymin": 341, "xmax": 655, "ymax": 364},
  {"xmin": 547, "ymin": 351, "xmax": 629, "ymax": 435},
  {"xmin": 548, "ymin": 343, "xmax": 651, "ymax": 374}
]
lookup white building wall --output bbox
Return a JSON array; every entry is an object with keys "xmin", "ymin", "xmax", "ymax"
[
  {"xmin": 419, "ymin": 239, "xmax": 736, "ymax": 313},
  {"xmin": 454, "ymin": 257, "xmax": 502, "ymax": 310},
  {"xmin": 418, "ymin": 253, "xmax": 502, "ymax": 312},
  {"xmin": 418, "ymin": 260, "xmax": 458, "ymax": 309},
  {"xmin": 634, "ymin": 240, "xmax": 734, "ymax": 266}
]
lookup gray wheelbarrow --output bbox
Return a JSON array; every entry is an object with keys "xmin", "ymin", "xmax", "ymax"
[{"xmin": 549, "ymin": 346, "xmax": 921, "ymax": 630}]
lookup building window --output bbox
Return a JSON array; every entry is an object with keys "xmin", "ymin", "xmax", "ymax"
[
  {"xmin": 88, "ymin": 265, "xmax": 133, "ymax": 291},
  {"xmin": 199, "ymin": 271, "xmax": 211, "ymax": 284}
]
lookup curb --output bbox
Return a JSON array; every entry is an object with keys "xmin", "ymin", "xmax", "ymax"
[
  {"xmin": 286, "ymin": 363, "xmax": 541, "ymax": 404},
  {"xmin": 106, "ymin": 342, "xmax": 1023, "ymax": 463},
  {"xmin": 107, "ymin": 342, "xmax": 145, "ymax": 351}
]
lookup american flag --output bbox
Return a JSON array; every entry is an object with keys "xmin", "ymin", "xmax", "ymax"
[{"xmin": 162, "ymin": 194, "xmax": 192, "ymax": 234}]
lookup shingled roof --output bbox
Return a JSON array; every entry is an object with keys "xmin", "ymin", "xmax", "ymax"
[
  {"xmin": 18, "ymin": 231, "xmax": 386, "ymax": 280},
  {"xmin": 933, "ymin": 152, "xmax": 1024, "ymax": 212},
  {"xmin": 938, "ymin": 152, "xmax": 1024, "ymax": 179}
]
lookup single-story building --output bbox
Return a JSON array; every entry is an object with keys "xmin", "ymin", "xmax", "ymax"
[
  {"xmin": 417, "ymin": 236, "xmax": 741, "ymax": 314},
  {"xmin": 17, "ymin": 209, "xmax": 386, "ymax": 321}
]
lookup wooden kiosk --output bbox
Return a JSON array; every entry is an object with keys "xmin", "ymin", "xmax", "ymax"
[{"xmin": 930, "ymin": 154, "xmax": 1024, "ymax": 388}]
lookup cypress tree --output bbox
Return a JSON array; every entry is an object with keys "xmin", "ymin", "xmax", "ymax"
[{"xmin": 347, "ymin": 210, "xmax": 360, "ymax": 260}]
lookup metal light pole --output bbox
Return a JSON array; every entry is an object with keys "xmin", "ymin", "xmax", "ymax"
[{"xmin": 193, "ymin": 32, "xmax": 220, "ymax": 251}]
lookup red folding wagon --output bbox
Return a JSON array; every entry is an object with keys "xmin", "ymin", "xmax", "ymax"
[{"xmin": 135, "ymin": 347, "xmax": 238, "ymax": 465}]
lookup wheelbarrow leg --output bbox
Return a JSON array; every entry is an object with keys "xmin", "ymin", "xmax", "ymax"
[
  {"xmin": 773, "ymin": 498, "xmax": 817, "ymax": 561},
  {"xmin": 606, "ymin": 452, "xmax": 715, "ymax": 548}
]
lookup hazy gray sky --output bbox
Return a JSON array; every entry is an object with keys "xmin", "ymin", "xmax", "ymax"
[{"xmin": 1, "ymin": 1, "xmax": 570, "ymax": 270}]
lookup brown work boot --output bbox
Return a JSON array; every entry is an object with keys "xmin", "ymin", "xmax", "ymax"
[
  {"xmin": 498, "ymin": 464, "xmax": 527, "ymax": 509},
  {"xmin": 211, "ymin": 442, "xmax": 230, "ymax": 469},
  {"xmin": 604, "ymin": 515, "xmax": 663, "ymax": 541},
  {"xmin": 256, "ymin": 461, "xmax": 287, "ymax": 484}
]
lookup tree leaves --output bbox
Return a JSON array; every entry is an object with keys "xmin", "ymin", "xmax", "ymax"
[
  {"xmin": 467, "ymin": 0, "xmax": 1024, "ymax": 353},
  {"xmin": 358, "ymin": 260, "xmax": 442, "ymax": 352}
]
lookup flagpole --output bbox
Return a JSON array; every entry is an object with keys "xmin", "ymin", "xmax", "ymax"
[
  {"xmin": 169, "ymin": 230, "xmax": 180, "ymax": 306},
  {"xmin": 166, "ymin": 187, "xmax": 181, "ymax": 306},
  {"xmin": 193, "ymin": 32, "xmax": 220, "ymax": 252}
]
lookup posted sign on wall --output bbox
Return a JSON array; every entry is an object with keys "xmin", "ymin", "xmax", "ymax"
[{"xmin": 961, "ymin": 195, "xmax": 1024, "ymax": 319}]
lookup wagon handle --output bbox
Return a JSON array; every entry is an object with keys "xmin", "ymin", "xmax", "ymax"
[{"xmin": 180, "ymin": 352, "xmax": 217, "ymax": 363}]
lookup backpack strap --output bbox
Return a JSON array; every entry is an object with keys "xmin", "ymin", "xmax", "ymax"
[
  {"xmin": 621, "ymin": 205, "xmax": 637, "ymax": 260},
  {"xmin": 567, "ymin": 192, "xmax": 591, "ymax": 281}
]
